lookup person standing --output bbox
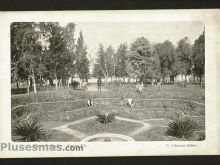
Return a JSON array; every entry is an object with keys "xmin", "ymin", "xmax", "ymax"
[{"xmin": 97, "ymin": 77, "xmax": 102, "ymax": 91}]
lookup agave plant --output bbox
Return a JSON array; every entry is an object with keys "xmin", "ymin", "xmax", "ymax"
[
  {"xmin": 13, "ymin": 121, "xmax": 47, "ymax": 142},
  {"xmin": 166, "ymin": 118, "xmax": 198, "ymax": 139},
  {"xmin": 96, "ymin": 113, "xmax": 115, "ymax": 124}
]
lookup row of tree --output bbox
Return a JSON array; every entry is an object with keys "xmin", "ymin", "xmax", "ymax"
[
  {"xmin": 93, "ymin": 31, "xmax": 205, "ymax": 85},
  {"xmin": 11, "ymin": 22, "xmax": 90, "ymax": 93}
]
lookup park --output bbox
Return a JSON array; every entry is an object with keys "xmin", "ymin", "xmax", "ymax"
[{"xmin": 11, "ymin": 22, "xmax": 205, "ymax": 142}]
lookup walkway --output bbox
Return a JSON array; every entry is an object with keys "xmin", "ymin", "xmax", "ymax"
[{"xmin": 52, "ymin": 116, "xmax": 97, "ymax": 139}]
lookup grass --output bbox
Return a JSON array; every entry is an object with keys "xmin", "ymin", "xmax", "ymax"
[
  {"xmin": 11, "ymin": 83, "xmax": 205, "ymax": 141},
  {"xmin": 46, "ymin": 129, "xmax": 79, "ymax": 141},
  {"xmin": 68, "ymin": 119, "xmax": 142, "ymax": 136},
  {"xmin": 11, "ymin": 84, "xmax": 205, "ymax": 108},
  {"xmin": 132, "ymin": 126, "xmax": 204, "ymax": 141},
  {"xmin": 12, "ymin": 98, "xmax": 204, "ymax": 122}
]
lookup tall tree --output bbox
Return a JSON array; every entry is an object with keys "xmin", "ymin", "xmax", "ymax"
[
  {"xmin": 46, "ymin": 23, "xmax": 69, "ymax": 89},
  {"xmin": 176, "ymin": 37, "xmax": 193, "ymax": 82},
  {"xmin": 93, "ymin": 44, "xmax": 108, "ymax": 85},
  {"xmin": 63, "ymin": 23, "xmax": 76, "ymax": 77},
  {"xmin": 129, "ymin": 37, "xmax": 154, "ymax": 83},
  {"xmin": 115, "ymin": 43, "xmax": 129, "ymax": 79},
  {"xmin": 153, "ymin": 40, "xmax": 176, "ymax": 82},
  {"xmin": 105, "ymin": 45, "xmax": 115, "ymax": 78},
  {"xmin": 19, "ymin": 23, "xmax": 42, "ymax": 94},
  {"xmin": 11, "ymin": 22, "xmax": 34, "ymax": 89},
  {"xmin": 75, "ymin": 31, "xmax": 90, "ymax": 81},
  {"xmin": 192, "ymin": 31, "xmax": 205, "ymax": 83}
]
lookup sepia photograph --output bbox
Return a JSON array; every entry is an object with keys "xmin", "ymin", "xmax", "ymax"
[{"xmin": 11, "ymin": 21, "xmax": 205, "ymax": 142}]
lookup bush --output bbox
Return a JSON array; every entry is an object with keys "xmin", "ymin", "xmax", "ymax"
[
  {"xmin": 166, "ymin": 118, "xmax": 198, "ymax": 138},
  {"xmin": 13, "ymin": 121, "xmax": 47, "ymax": 142},
  {"xmin": 188, "ymin": 102, "xmax": 196, "ymax": 111},
  {"xmin": 70, "ymin": 81, "xmax": 80, "ymax": 89},
  {"xmin": 96, "ymin": 113, "xmax": 115, "ymax": 124},
  {"xmin": 11, "ymin": 88, "xmax": 27, "ymax": 95},
  {"xmin": 197, "ymin": 132, "xmax": 205, "ymax": 141}
]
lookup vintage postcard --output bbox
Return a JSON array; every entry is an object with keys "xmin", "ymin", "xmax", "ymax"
[{"xmin": 0, "ymin": 9, "xmax": 219, "ymax": 157}]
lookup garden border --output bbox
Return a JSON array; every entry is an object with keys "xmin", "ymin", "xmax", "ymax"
[{"xmin": 11, "ymin": 97, "xmax": 205, "ymax": 111}]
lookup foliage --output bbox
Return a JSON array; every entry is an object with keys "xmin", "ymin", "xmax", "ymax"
[
  {"xmin": 96, "ymin": 113, "xmax": 115, "ymax": 124},
  {"xmin": 153, "ymin": 40, "xmax": 177, "ymax": 81},
  {"xmin": 166, "ymin": 118, "xmax": 198, "ymax": 138},
  {"xmin": 13, "ymin": 121, "xmax": 47, "ymax": 142},
  {"xmin": 11, "ymin": 22, "xmax": 78, "ymax": 90},
  {"xmin": 93, "ymin": 44, "xmax": 105, "ymax": 78},
  {"xmin": 75, "ymin": 31, "xmax": 90, "ymax": 80},
  {"xmin": 70, "ymin": 80, "xmax": 80, "ymax": 89},
  {"xmin": 115, "ymin": 43, "xmax": 129, "ymax": 77},
  {"xmin": 192, "ymin": 31, "xmax": 205, "ymax": 82},
  {"xmin": 188, "ymin": 102, "xmax": 196, "ymax": 111},
  {"xmin": 93, "ymin": 44, "xmax": 115, "ymax": 86},
  {"xmin": 196, "ymin": 131, "xmax": 205, "ymax": 141},
  {"xmin": 11, "ymin": 22, "xmax": 35, "ymax": 85},
  {"xmin": 176, "ymin": 37, "xmax": 193, "ymax": 78},
  {"xmin": 129, "ymin": 37, "xmax": 155, "ymax": 82},
  {"xmin": 105, "ymin": 46, "xmax": 116, "ymax": 77}
]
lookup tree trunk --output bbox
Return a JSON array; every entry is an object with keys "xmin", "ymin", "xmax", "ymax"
[
  {"xmin": 32, "ymin": 73, "xmax": 37, "ymax": 94},
  {"xmin": 181, "ymin": 75, "xmax": 184, "ymax": 89},
  {"xmin": 199, "ymin": 76, "xmax": 202, "ymax": 88},
  {"xmin": 60, "ymin": 78, "xmax": 63, "ymax": 87},
  {"xmin": 100, "ymin": 66, "xmax": 107, "ymax": 86},
  {"xmin": 27, "ymin": 80, "xmax": 30, "ymax": 94},
  {"xmin": 39, "ymin": 75, "xmax": 42, "ymax": 86},
  {"xmin": 55, "ymin": 76, "xmax": 58, "ymax": 90},
  {"xmin": 16, "ymin": 81, "xmax": 19, "ymax": 89},
  {"xmin": 30, "ymin": 78, "xmax": 33, "ymax": 90},
  {"xmin": 104, "ymin": 63, "xmax": 108, "ymax": 86}
]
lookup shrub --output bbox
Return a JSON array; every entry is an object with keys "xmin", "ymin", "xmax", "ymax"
[
  {"xmin": 166, "ymin": 118, "xmax": 198, "ymax": 138},
  {"xmin": 12, "ymin": 107, "xmax": 27, "ymax": 122},
  {"xmin": 96, "ymin": 113, "xmax": 115, "ymax": 124},
  {"xmin": 188, "ymin": 102, "xmax": 196, "ymax": 111},
  {"xmin": 195, "ymin": 131, "xmax": 205, "ymax": 141},
  {"xmin": 13, "ymin": 121, "xmax": 47, "ymax": 142},
  {"xmin": 11, "ymin": 88, "xmax": 27, "ymax": 95},
  {"xmin": 163, "ymin": 104, "xmax": 168, "ymax": 111},
  {"xmin": 70, "ymin": 81, "xmax": 80, "ymax": 89}
]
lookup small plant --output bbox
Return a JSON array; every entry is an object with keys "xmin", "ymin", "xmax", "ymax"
[
  {"xmin": 70, "ymin": 81, "xmax": 80, "ymax": 89},
  {"xmin": 197, "ymin": 132, "xmax": 205, "ymax": 141},
  {"xmin": 188, "ymin": 102, "xmax": 196, "ymax": 111},
  {"xmin": 13, "ymin": 121, "xmax": 47, "ymax": 142},
  {"xmin": 166, "ymin": 118, "xmax": 198, "ymax": 139},
  {"xmin": 96, "ymin": 113, "xmax": 115, "ymax": 124},
  {"xmin": 163, "ymin": 104, "xmax": 168, "ymax": 111}
]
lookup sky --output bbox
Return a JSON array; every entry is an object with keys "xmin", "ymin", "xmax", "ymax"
[{"xmin": 61, "ymin": 22, "xmax": 204, "ymax": 61}]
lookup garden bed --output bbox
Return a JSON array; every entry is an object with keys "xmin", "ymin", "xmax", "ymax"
[{"xmin": 68, "ymin": 119, "xmax": 142, "ymax": 136}]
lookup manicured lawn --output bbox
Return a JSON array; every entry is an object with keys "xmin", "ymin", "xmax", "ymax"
[
  {"xmin": 11, "ymin": 84, "xmax": 205, "ymax": 108},
  {"xmin": 46, "ymin": 129, "xmax": 80, "ymax": 142},
  {"xmin": 68, "ymin": 118, "xmax": 142, "ymax": 136},
  {"xmin": 11, "ymin": 83, "xmax": 205, "ymax": 141},
  {"xmin": 132, "ymin": 127, "xmax": 205, "ymax": 141}
]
